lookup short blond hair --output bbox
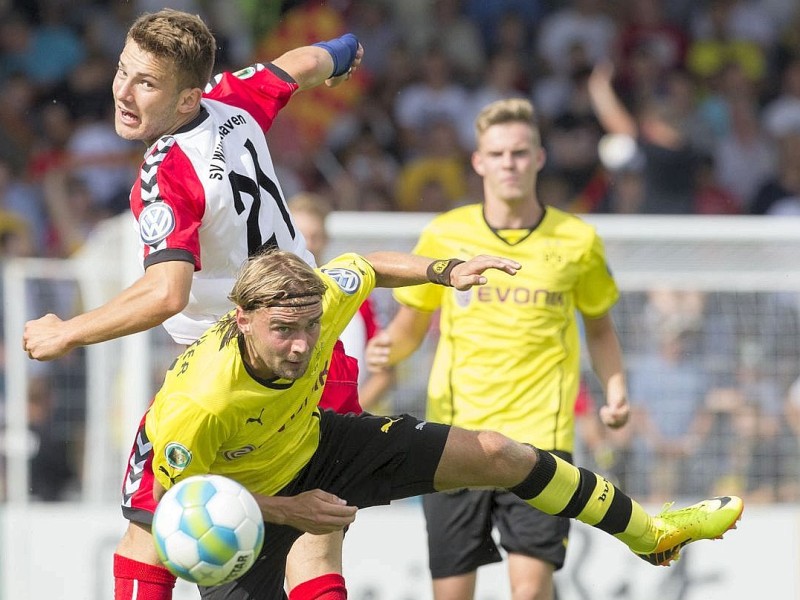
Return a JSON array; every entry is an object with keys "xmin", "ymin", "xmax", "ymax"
[{"xmin": 474, "ymin": 98, "xmax": 541, "ymax": 146}]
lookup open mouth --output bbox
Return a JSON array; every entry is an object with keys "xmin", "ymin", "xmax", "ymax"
[{"xmin": 118, "ymin": 107, "xmax": 140, "ymax": 125}]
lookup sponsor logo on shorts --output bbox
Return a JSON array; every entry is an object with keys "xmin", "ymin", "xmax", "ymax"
[
  {"xmin": 139, "ymin": 202, "xmax": 175, "ymax": 246},
  {"xmin": 320, "ymin": 268, "xmax": 361, "ymax": 294},
  {"xmin": 165, "ymin": 442, "xmax": 192, "ymax": 469},
  {"xmin": 223, "ymin": 445, "xmax": 255, "ymax": 461}
]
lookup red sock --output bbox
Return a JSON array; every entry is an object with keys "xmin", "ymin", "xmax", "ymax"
[
  {"xmin": 114, "ymin": 554, "xmax": 176, "ymax": 600},
  {"xmin": 288, "ymin": 573, "xmax": 347, "ymax": 600}
]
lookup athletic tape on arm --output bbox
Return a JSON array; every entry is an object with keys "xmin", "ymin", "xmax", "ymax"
[{"xmin": 312, "ymin": 33, "xmax": 359, "ymax": 78}]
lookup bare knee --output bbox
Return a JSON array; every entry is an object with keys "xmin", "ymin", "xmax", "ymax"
[
  {"xmin": 435, "ymin": 428, "xmax": 536, "ymax": 490},
  {"xmin": 477, "ymin": 431, "xmax": 535, "ymax": 485},
  {"xmin": 285, "ymin": 530, "xmax": 344, "ymax": 589},
  {"xmin": 116, "ymin": 521, "xmax": 160, "ymax": 564}
]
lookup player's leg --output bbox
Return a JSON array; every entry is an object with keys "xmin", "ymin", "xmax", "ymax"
[
  {"xmin": 115, "ymin": 414, "xmax": 176, "ymax": 600},
  {"xmin": 114, "ymin": 522, "xmax": 176, "ymax": 600},
  {"xmin": 433, "ymin": 427, "xmax": 743, "ymax": 565},
  {"xmin": 423, "ymin": 490, "xmax": 499, "ymax": 600},
  {"xmin": 431, "ymin": 573, "xmax": 477, "ymax": 600},
  {"xmin": 285, "ymin": 531, "xmax": 347, "ymax": 600},
  {"xmin": 494, "ymin": 490, "xmax": 566, "ymax": 600},
  {"xmin": 506, "ymin": 555, "xmax": 554, "ymax": 600}
]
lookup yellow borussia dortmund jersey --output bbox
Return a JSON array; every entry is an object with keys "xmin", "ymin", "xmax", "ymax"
[
  {"xmin": 147, "ymin": 253, "xmax": 374, "ymax": 494},
  {"xmin": 394, "ymin": 204, "xmax": 618, "ymax": 452}
]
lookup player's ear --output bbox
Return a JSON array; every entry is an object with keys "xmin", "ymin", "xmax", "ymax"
[
  {"xmin": 177, "ymin": 87, "xmax": 203, "ymax": 115},
  {"xmin": 235, "ymin": 307, "xmax": 251, "ymax": 334},
  {"xmin": 535, "ymin": 146, "xmax": 547, "ymax": 172},
  {"xmin": 471, "ymin": 150, "xmax": 485, "ymax": 177}
]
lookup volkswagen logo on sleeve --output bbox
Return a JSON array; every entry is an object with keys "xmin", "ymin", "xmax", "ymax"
[
  {"xmin": 320, "ymin": 268, "xmax": 361, "ymax": 294},
  {"xmin": 139, "ymin": 202, "xmax": 176, "ymax": 246}
]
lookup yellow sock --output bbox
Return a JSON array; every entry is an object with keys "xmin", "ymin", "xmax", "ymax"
[{"xmin": 510, "ymin": 449, "xmax": 658, "ymax": 553}]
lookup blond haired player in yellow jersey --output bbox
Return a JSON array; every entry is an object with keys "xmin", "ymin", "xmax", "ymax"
[
  {"xmin": 366, "ymin": 97, "xmax": 630, "ymax": 600},
  {"xmin": 116, "ymin": 247, "xmax": 743, "ymax": 600}
]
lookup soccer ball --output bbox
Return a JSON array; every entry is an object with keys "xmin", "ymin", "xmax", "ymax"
[{"xmin": 152, "ymin": 474, "xmax": 265, "ymax": 587}]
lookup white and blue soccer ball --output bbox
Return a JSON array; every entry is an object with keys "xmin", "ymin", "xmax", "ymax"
[{"xmin": 152, "ymin": 474, "xmax": 265, "ymax": 587}]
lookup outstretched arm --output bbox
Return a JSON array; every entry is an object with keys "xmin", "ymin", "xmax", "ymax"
[
  {"xmin": 23, "ymin": 260, "xmax": 193, "ymax": 361},
  {"xmin": 587, "ymin": 62, "xmax": 638, "ymax": 137},
  {"xmin": 362, "ymin": 251, "xmax": 519, "ymax": 372},
  {"xmin": 364, "ymin": 251, "xmax": 520, "ymax": 291},
  {"xmin": 272, "ymin": 34, "xmax": 363, "ymax": 91}
]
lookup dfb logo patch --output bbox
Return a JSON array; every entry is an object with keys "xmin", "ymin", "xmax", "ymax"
[
  {"xmin": 139, "ymin": 202, "xmax": 176, "ymax": 246},
  {"xmin": 321, "ymin": 268, "xmax": 361, "ymax": 294}
]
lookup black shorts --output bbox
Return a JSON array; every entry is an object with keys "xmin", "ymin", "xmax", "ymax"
[
  {"xmin": 423, "ymin": 451, "xmax": 572, "ymax": 578},
  {"xmin": 200, "ymin": 410, "xmax": 450, "ymax": 599}
]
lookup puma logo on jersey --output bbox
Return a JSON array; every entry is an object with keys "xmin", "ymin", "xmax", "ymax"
[
  {"xmin": 415, "ymin": 421, "xmax": 427, "ymax": 430},
  {"xmin": 246, "ymin": 409, "xmax": 264, "ymax": 426},
  {"xmin": 381, "ymin": 417, "xmax": 403, "ymax": 433}
]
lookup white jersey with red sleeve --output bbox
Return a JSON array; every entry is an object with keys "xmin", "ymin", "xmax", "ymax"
[{"xmin": 129, "ymin": 63, "xmax": 315, "ymax": 345}]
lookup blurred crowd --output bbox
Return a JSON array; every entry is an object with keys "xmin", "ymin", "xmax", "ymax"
[
  {"xmin": 2, "ymin": 0, "xmax": 800, "ymax": 503},
  {"xmin": 2, "ymin": 0, "xmax": 800, "ymax": 266}
]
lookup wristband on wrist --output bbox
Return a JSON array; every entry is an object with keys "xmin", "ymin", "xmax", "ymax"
[
  {"xmin": 426, "ymin": 258, "xmax": 465, "ymax": 287},
  {"xmin": 312, "ymin": 33, "xmax": 359, "ymax": 78}
]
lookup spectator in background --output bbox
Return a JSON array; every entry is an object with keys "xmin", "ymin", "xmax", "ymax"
[
  {"xmin": 328, "ymin": 103, "xmax": 400, "ymax": 211},
  {"xmin": 26, "ymin": 103, "xmax": 74, "ymax": 182},
  {"xmin": 588, "ymin": 61, "xmax": 700, "ymax": 213},
  {"xmin": 344, "ymin": 0, "xmax": 402, "ymax": 78},
  {"xmin": 461, "ymin": 51, "xmax": 528, "ymax": 132},
  {"xmin": 0, "ymin": 8, "xmax": 86, "ymax": 93},
  {"xmin": 395, "ymin": 118, "xmax": 468, "ymax": 212},
  {"xmin": 393, "ymin": 43, "xmax": 469, "ymax": 159},
  {"xmin": 703, "ymin": 340, "xmax": 793, "ymax": 503},
  {"xmin": 537, "ymin": 0, "xmax": 616, "ymax": 81},
  {"xmin": 0, "ymin": 73, "xmax": 39, "ymax": 173},
  {"xmin": 0, "ymin": 156, "xmax": 47, "ymax": 250},
  {"xmin": 615, "ymin": 0, "xmax": 689, "ymax": 92},
  {"xmin": 712, "ymin": 95, "xmax": 776, "ymax": 211},
  {"xmin": 464, "ymin": 0, "xmax": 545, "ymax": 56},
  {"xmin": 540, "ymin": 65, "xmax": 606, "ymax": 206},
  {"xmin": 750, "ymin": 128, "xmax": 800, "ymax": 214},
  {"xmin": 427, "ymin": 0, "xmax": 488, "ymax": 86},
  {"xmin": 762, "ymin": 56, "xmax": 800, "ymax": 141},
  {"xmin": 600, "ymin": 164, "xmax": 647, "ymax": 214},
  {"xmin": 288, "ymin": 192, "xmax": 395, "ymax": 411},
  {"xmin": 693, "ymin": 153, "xmax": 744, "ymax": 214},
  {"xmin": 628, "ymin": 316, "xmax": 713, "ymax": 500},
  {"xmin": 686, "ymin": 0, "xmax": 767, "ymax": 88}
]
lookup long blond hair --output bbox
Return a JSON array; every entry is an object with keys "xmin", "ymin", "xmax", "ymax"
[{"xmin": 217, "ymin": 250, "xmax": 327, "ymax": 346}]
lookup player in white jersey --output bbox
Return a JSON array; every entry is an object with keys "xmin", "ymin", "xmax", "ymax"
[{"xmin": 21, "ymin": 9, "xmax": 364, "ymax": 600}]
